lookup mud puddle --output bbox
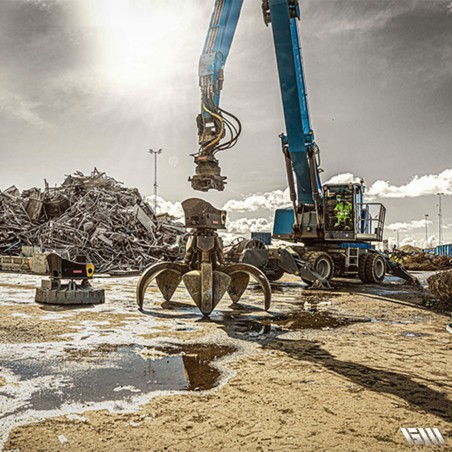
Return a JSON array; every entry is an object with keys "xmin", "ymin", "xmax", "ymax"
[
  {"xmin": 0, "ymin": 343, "xmax": 235, "ymax": 418},
  {"xmin": 222, "ymin": 309, "xmax": 371, "ymax": 338}
]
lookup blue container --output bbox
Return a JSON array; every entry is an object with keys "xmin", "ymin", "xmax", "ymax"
[
  {"xmin": 273, "ymin": 208, "xmax": 295, "ymax": 236},
  {"xmin": 436, "ymin": 244, "xmax": 452, "ymax": 256},
  {"xmin": 251, "ymin": 232, "xmax": 272, "ymax": 245}
]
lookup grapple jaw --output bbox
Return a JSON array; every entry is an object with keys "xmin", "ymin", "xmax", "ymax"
[
  {"xmin": 136, "ymin": 198, "xmax": 272, "ymax": 317},
  {"xmin": 222, "ymin": 263, "xmax": 271, "ymax": 310},
  {"xmin": 183, "ymin": 264, "xmax": 231, "ymax": 316},
  {"xmin": 136, "ymin": 262, "xmax": 189, "ymax": 311}
]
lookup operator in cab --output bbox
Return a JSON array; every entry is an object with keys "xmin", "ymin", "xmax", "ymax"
[{"xmin": 334, "ymin": 193, "xmax": 353, "ymax": 231}]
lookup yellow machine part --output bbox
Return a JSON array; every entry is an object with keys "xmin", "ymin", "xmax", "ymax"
[{"xmin": 86, "ymin": 263, "xmax": 95, "ymax": 278}]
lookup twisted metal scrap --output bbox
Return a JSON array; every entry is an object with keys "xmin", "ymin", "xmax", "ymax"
[{"xmin": 0, "ymin": 169, "xmax": 184, "ymax": 272}]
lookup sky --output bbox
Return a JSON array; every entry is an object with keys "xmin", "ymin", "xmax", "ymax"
[{"xmin": 1, "ymin": 0, "xmax": 451, "ymax": 247}]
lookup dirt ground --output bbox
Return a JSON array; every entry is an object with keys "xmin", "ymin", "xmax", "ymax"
[{"xmin": 0, "ymin": 272, "xmax": 450, "ymax": 451}]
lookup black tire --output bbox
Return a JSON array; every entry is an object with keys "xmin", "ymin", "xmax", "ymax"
[
  {"xmin": 365, "ymin": 253, "xmax": 386, "ymax": 284},
  {"xmin": 266, "ymin": 268, "xmax": 285, "ymax": 282},
  {"xmin": 358, "ymin": 253, "xmax": 369, "ymax": 283},
  {"xmin": 303, "ymin": 251, "xmax": 335, "ymax": 281}
]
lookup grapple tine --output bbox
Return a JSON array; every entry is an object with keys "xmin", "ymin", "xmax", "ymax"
[
  {"xmin": 136, "ymin": 262, "xmax": 188, "ymax": 310},
  {"xmin": 227, "ymin": 272, "xmax": 250, "ymax": 303},
  {"xmin": 212, "ymin": 271, "xmax": 231, "ymax": 310},
  {"xmin": 200, "ymin": 263, "xmax": 214, "ymax": 315},
  {"xmin": 183, "ymin": 265, "xmax": 231, "ymax": 316},
  {"xmin": 156, "ymin": 269, "xmax": 183, "ymax": 301},
  {"xmin": 182, "ymin": 270, "xmax": 202, "ymax": 310},
  {"xmin": 222, "ymin": 263, "xmax": 272, "ymax": 310}
]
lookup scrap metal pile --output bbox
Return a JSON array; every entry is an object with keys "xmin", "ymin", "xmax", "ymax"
[
  {"xmin": 404, "ymin": 254, "xmax": 452, "ymax": 271},
  {"xmin": 427, "ymin": 270, "xmax": 452, "ymax": 306},
  {"xmin": 0, "ymin": 169, "xmax": 184, "ymax": 273},
  {"xmin": 397, "ymin": 252, "xmax": 452, "ymax": 271}
]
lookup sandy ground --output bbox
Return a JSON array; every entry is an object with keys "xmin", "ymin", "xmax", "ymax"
[{"xmin": 0, "ymin": 271, "xmax": 450, "ymax": 451}]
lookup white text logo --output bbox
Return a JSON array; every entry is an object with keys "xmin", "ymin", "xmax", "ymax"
[{"xmin": 400, "ymin": 428, "xmax": 446, "ymax": 446}]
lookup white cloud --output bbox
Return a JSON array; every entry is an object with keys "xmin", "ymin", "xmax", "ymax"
[
  {"xmin": 325, "ymin": 170, "xmax": 452, "ymax": 200},
  {"xmin": 221, "ymin": 170, "xmax": 452, "ymax": 215},
  {"xmin": 367, "ymin": 169, "xmax": 452, "ymax": 199},
  {"xmin": 387, "ymin": 219, "xmax": 432, "ymax": 231},
  {"xmin": 145, "ymin": 195, "xmax": 183, "ymax": 220},
  {"xmin": 394, "ymin": 234, "xmax": 436, "ymax": 249},
  {"xmin": 324, "ymin": 173, "xmax": 362, "ymax": 185},
  {"xmin": 399, "ymin": 235, "xmax": 418, "ymax": 247},
  {"xmin": 226, "ymin": 217, "xmax": 272, "ymax": 235},
  {"xmin": 222, "ymin": 188, "xmax": 290, "ymax": 213}
]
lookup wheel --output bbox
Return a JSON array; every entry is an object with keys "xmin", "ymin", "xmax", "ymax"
[
  {"xmin": 303, "ymin": 251, "xmax": 335, "ymax": 281},
  {"xmin": 358, "ymin": 253, "xmax": 369, "ymax": 283},
  {"xmin": 266, "ymin": 268, "xmax": 285, "ymax": 282},
  {"xmin": 244, "ymin": 239, "xmax": 266, "ymax": 250},
  {"xmin": 365, "ymin": 253, "xmax": 386, "ymax": 284}
]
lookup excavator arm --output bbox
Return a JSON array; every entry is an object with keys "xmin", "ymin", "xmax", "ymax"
[
  {"xmin": 191, "ymin": 1, "xmax": 322, "ymax": 208},
  {"xmin": 263, "ymin": 0, "xmax": 322, "ymax": 208},
  {"xmin": 189, "ymin": 0, "xmax": 244, "ymax": 192}
]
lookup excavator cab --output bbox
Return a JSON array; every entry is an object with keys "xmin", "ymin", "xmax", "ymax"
[{"xmin": 323, "ymin": 183, "xmax": 386, "ymax": 242}]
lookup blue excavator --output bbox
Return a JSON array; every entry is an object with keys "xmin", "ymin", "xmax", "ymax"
[
  {"xmin": 137, "ymin": 0, "xmax": 415, "ymax": 317},
  {"xmin": 189, "ymin": 0, "xmax": 416, "ymax": 285}
]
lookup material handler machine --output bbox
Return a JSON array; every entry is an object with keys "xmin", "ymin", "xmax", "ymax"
[
  {"xmin": 137, "ymin": 0, "xmax": 415, "ymax": 317},
  {"xmin": 190, "ymin": 0, "xmax": 417, "ymax": 284}
]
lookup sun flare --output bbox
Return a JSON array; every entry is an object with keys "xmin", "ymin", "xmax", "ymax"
[{"xmin": 78, "ymin": 0, "xmax": 199, "ymax": 90}]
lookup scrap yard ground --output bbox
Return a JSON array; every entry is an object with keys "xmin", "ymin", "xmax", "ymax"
[{"xmin": 0, "ymin": 272, "xmax": 450, "ymax": 451}]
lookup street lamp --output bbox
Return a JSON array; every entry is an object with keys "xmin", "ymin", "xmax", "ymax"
[
  {"xmin": 437, "ymin": 192, "xmax": 444, "ymax": 246},
  {"xmin": 149, "ymin": 148, "xmax": 162, "ymax": 213},
  {"xmin": 424, "ymin": 213, "xmax": 429, "ymax": 245}
]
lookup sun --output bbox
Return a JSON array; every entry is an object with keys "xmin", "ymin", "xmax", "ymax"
[{"xmin": 78, "ymin": 0, "xmax": 199, "ymax": 91}]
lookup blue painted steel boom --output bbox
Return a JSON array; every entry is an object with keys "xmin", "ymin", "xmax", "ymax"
[
  {"xmin": 193, "ymin": 0, "xmax": 322, "ymax": 207},
  {"xmin": 190, "ymin": 0, "xmax": 244, "ymax": 192},
  {"xmin": 199, "ymin": 0, "xmax": 243, "ymax": 108},
  {"xmin": 196, "ymin": 0, "xmax": 243, "ymax": 155},
  {"xmin": 266, "ymin": 0, "xmax": 322, "ymax": 206}
]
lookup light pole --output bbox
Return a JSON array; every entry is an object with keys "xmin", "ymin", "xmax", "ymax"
[
  {"xmin": 437, "ymin": 192, "xmax": 444, "ymax": 246},
  {"xmin": 396, "ymin": 230, "xmax": 400, "ymax": 249},
  {"xmin": 424, "ymin": 213, "xmax": 429, "ymax": 245},
  {"xmin": 149, "ymin": 148, "xmax": 162, "ymax": 213}
]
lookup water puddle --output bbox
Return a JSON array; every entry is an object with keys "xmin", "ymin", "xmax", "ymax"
[
  {"xmin": 270, "ymin": 311, "xmax": 370, "ymax": 330},
  {"xmin": 399, "ymin": 332, "xmax": 432, "ymax": 337},
  {"xmin": 223, "ymin": 310, "xmax": 370, "ymax": 338},
  {"xmin": 0, "ymin": 342, "xmax": 235, "ymax": 416}
]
